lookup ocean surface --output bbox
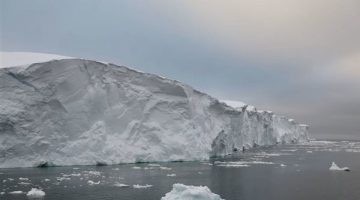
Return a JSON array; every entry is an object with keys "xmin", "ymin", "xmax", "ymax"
[{"xmin": 1, "ymin": 140, "xmax": 360, "ymax": 200}]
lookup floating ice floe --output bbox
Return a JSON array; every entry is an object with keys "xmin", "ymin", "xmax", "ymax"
[
  {"xmin": 161, "ymin": 183, "xmax": 224, "ymax": 200},
  {"xmin": 214, "ymin": 160, "xmax": 274, "ymax": 167},
  {"xmin": 280, "ymin": 164, "xmax": 287, "ymax": 167},
  {"xmin": 133, "ymin": 184, "xmax": 153, "ymax": 189},
  {"xmin": 159, "ymin": 167, "xmax": 172, "ymax": 170},
  {"xmin": 114, "ymin": 183, "xmax": 130, "ymax": 187},
  {"xmin": 57, "ymin": 177, "xmax": 71, "ymax": 181},
  {"xmin": 329, "ymin": 162, "xmax": 350, "ymax": 171},
  {"xmin": 86, "ymin": 171, "xmax": 101, "ymax": 176},
  {"xmin": 26, "ymin": 188, "xmax": 45, "ymax": 198},
  {"xmin": 166, "ymin": 174, "xmax": 176, "ymax": 177},
  {"xmin": 19, "ymin": 177, "xmax": 29, "ymax": 181},
  {"xmin": 9, "ymin": 191, "xmax": 23, "ymax": 194},
  {"xmin": 87, "ymin": 180, "xmax": 100, "ymax": 185},
  {"xmin": 19, "ymin": 182, "xmax": 31, "ymax": 185},
  {"xmin": 148, "ymin": 164, "xmax": 161, "ymax": 167},
  {"xmin": 70, "ymin": 173, "xmax": 81, "ymax": 177},
  {"xmin": 132, "ymin": 166, "xmax": 142, "ymax": 170}
]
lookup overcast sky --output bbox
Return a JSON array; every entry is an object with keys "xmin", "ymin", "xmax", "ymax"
[{"xmin": 1, "ymin": 0, "xmax": 359, "ymax": 139}]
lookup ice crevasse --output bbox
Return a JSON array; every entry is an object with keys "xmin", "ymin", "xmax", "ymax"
[{"xmin": 0, "ymin": 57, "xmax": 309, "ymax": 168}]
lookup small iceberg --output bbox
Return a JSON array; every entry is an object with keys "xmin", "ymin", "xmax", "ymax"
[
  {"xmin": 87, "ymin": 180, "xmax": 100, "ymax": 185},
  {"xmin": 166, "ymin": 174, "xmax": 177, "ymax": 177},
  {"xmin": 114, "ymin": 183, "xmax": 130, "ymax": 187},
  {"xmin": 9, "ymin": 191, "xmax": 23, "ymax": 195},
  {"xmin": 329, "ymin": 162, "xmax": 350, "ymax": 171},
  {"xmin": 133, "ymin": 184, "xmax": 153, "ymax": 189},
  {"xmin": 161, "ymin": 183, "xmax": 224, "ymax": 200},
  {"xmin": 27, "ymin": 188, "xmax": 45, "ymax": 198}
]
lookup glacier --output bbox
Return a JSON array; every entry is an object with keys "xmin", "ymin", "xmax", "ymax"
[{"xmin": 0, "ymin": 55, "xmax": 309, "ymax": 168}]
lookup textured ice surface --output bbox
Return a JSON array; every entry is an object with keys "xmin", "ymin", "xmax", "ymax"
[
  {"xmin": 161, "ymin": 183, "xmax": 224, "ymax": 200},
  {"xmin": 0, "ymin": 57, "xmax": 309, "ymax": 168}
]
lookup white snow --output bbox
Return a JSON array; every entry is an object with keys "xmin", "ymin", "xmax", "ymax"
[
  {"xmin": 329, "ymin": 162, "xmax": 350, "ymax": 171},
  {"xmin": 0, "ymin": 51, "xmax": 71, "ymax": 68},
  {"xmin": 26, "ymin": 188, "xmax": 45, "ymax": 198},
  {"xmin": 161, "ymin": 183, "xmax": 224, "ymax": 200},
  {"xmin": 0, "ymin": 53, "xmax": 309, "ymax": 168},
  {"xmin": 133, "ymin": 184, "xmax": 153, "ymax": 189}
]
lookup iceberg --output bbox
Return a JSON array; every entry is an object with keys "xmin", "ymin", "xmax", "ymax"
[
  {"xmin": 329, "ymin": 162, "xmax": 350, "ymax": 171},
  {"xmin": 161, "ymin": 183, "xmax": 224, "ymax": 200},
  {"xmin": 133, "ymin": 184, "xmax": 153, "ymax": 189},
  {"xmin": 26, "ymin": 188, "xmax": 46, "ymax": 198},
  {"xmin": 0, "ymin": 53, "xmax": 309, "ymax": 168}
]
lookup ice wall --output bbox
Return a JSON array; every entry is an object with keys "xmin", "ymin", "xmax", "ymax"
[{"xmin": 0, "ymin": 59, "xmax": 309, "ymax": 168}]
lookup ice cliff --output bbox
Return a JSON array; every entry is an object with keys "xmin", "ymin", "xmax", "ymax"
[{"xmin": 0, "ymin": 57, "xmax": 309, "ymax": 168}]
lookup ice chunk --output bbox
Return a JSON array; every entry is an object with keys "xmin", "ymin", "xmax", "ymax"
[
  {"xmin": 9, "ymin": 191, "xmax": 24, "ymax": 194},
  {"xmin": 19, "ymin": 182, "xmax": 31, "ymax": 185},
  {"xmin": 132, "ymin": 166, "xmax": 142, "ymax": 170},
  {"xmin": 214, "ymin": 160, "xmax": 274, "ymax": 168},
  {"xmin": 159, "ymin": 167, "xmax": 172, "ymax": 170},
  {"xmin": 87, "ymin": 180, "xmax": 100, "ymax": 185},
  {"xmin": 166, "ymin": 174, "xmax": 176, "ymax": 177},
  {"xmin": 161, "ymin": 183, "xmax": 224, "ymax": 200},
  {"xmin": 26, "ymin": 188, "xmax": 45, "ymax": 198},
  {"xmin": 329, "ymin": 162, "xmax": 350, "ymax": 171},
  {"xmin": 114, "ymin": 183, "xmax": 130, "ymax": 187},
  {"xmin": 133, "ymin": 184, "xmax": 153, "ymax": 189}
]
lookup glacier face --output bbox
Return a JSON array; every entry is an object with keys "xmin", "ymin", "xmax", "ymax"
[{"xmin": 0, "ymin": 59, "xmax": 309, "ymax": 168}]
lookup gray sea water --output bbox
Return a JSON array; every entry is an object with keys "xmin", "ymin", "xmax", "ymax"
[{"xmin": 1, "ymin": 140, "xmax": 360, "ymax": 200}]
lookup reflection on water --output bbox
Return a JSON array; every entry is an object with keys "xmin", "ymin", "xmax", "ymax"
[{"xmin": 1, "ymin": 141, "xmax": 360, "ymax": 200}]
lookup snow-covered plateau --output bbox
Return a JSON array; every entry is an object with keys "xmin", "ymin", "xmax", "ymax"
[{"xmin": 0, "ymin": 52, "xmax": 309, "ymax": 168}]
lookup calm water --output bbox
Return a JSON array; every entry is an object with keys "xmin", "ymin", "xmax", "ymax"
[{"xmin": 1, "ymin": 141, "xmax": 360, "ymax": 200}]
